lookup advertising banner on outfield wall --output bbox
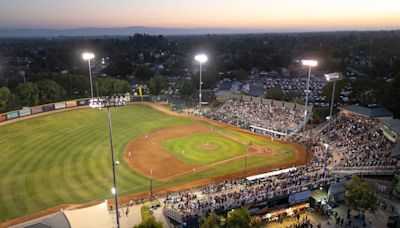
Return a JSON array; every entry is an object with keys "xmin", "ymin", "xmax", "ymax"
[
  {"xmin": 0, "ymin": 114, "xmax": 6, "ymax": 122},
  {"xmin": 6, "ymin": 111, "xmax": 19, "ymax": 120},
  {"xmin": 54, "ymin": 102, "xmax": 66, "ymax": 110},
  {"xmin": 18, "ymin": 107, "xmax": 32, "ymax": 117},
  {"xmin": 31, "ymin": 106, "xmax": 43, "ymax": 114},
  {"xmin": 42, "ymin": 104, "xmax": 55, "ymax": 112},
  {"xmin": 77, "ymin": 99, "xmax": 89, "ymax": 106},
  {"xmin": 66, "ymin": 101, "xmax": 77, "ymax": 108}
]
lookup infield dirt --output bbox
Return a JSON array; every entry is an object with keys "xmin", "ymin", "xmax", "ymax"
[{"xmin": 124, "ymin": 102, "xmax": 309, "ymax": 182}]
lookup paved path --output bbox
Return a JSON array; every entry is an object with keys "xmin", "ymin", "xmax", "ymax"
[
  {"xmin": 153, "ymin": 202, "xmax": 170, "ymax": 228},
  {"xmin": 110, "ymin": 204, "xmax": 142, "ymax": 228}
]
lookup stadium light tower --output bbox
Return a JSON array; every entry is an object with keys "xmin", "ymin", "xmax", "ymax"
[
  {"xmin": 82, "ymin": 52, "xmax": 95, "ymax": 98},
  {"xmin": 194, "ymin": 54, "xmax": 208, "ymax": 113},
  {"xmin": 322, "ymin": 72, "xmax": 343, "ymax": 175},
  {"xmin": 301, "ymin": 59, "xmax": 318, "ymax": 132},
  {"xmin": 90, "ymin": 96, "xmax": 126, "ymax": 228}
]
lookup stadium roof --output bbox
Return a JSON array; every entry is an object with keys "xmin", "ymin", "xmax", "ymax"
[
  {"xmin": 380, "ymin": 119, "xmax": 400, "ymax": 135},
  {"xmin": 391, "ymin": 139, "xmax": 400, "ymax": 159},
  {"xmin": 249, "ymin": 83, "xmax": 265, "ymax": 97},
  {"xmin": 339, "ymin": 105, "xmax": 393, "ymax": 118},
  {"xmin": 219, "ymin": 81, "xmax": 232, "ymax": 91}
]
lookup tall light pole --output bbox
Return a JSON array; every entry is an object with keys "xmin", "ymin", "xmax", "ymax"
[
  {"xmin": 194, "ymin": 54, "xmax": 208, "ymax": 113},
  {"xmin": 83, "ymin": 52, "xmax": 95, "ymax": 98},
  {"xmin": 90, "ymin": 96, "xmax": 126, "ymax": 228},
  {"xmin": 150, "ymin": 169, "xmax": 153, "ymax": 201},
  {"xmin": 322, "ymin": 72, "xmax": 343, "ymax": 175},
  {"xmin": 301, "ymin": 59, "xmax": 318, "ymax": 132}
]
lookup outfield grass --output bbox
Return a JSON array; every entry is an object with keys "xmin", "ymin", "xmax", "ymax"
[
  {"xmin": 163, "ymin": 133, "xmax": 246, "ymax": 165},
  {"xmin": 0, "ymin": 104, "xmax": 300, "ymax": 222}
]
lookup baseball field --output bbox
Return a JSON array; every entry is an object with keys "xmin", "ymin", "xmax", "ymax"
[{"xmin": 0, "ymin": 103, "xmax": 307, "ymax": 223}]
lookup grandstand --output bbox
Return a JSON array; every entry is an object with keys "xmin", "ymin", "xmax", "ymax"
[{"xmin": 205, "ymin": 96, "xmax": 310, "ymax": 137}]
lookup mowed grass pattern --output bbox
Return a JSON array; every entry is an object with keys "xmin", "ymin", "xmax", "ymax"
[
  {"xmin": 0, "ymin": 104, "xmax": 301, "ymax": 222},
  {"xmin": 0, "ymin": 105, "xmax": 191, "ymax": 222},
  {"xmin": 163, "ymin": 133, "xmax": 246, "ymax": 165}
]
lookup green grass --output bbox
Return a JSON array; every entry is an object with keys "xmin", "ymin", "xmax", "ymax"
[
  {"xmin": 163, "ymin": 133, "xmax": 246, "ymax": 165},
  {"xmin": 0, "ymin": 104, "xmax": 301, "ymax": 222}
]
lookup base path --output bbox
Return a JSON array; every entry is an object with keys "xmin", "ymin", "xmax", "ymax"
[
  {"xmin": 124, "ymin": 124, "xmax": 205, "ymax": 180},
  {"xmin": 124, "ymin": 102, "xmax": 309, "ymax": 181}
]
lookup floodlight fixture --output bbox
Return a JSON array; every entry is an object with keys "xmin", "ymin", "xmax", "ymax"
[
  {"xmin": 325, "ymin": 72, "xmax": 343, "ymax": 82},
  {"xmin": 301, "ymin": 59, "xmax": 318, "ymax": 67},
  {"xmin": 194, "ymin": 54, "xmax": 208, "ymax": 63},
  {"xmin": 82, "ymin": 52, "xmax": 95, "ymax": 60}
]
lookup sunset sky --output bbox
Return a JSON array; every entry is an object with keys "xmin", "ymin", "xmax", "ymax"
[{"xmin": 0, "ymin": 0, "xmax": 399, "ymax": 30}]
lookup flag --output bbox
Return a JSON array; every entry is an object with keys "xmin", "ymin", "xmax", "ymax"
[{"xmin": 139, "ymin": 85, "xmax": 143, "ymax": 97}]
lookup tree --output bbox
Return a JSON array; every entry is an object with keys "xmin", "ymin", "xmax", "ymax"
[
  {"xmin": 134, "ymin": 206, "xmax": 162, "ymax": 228},
  {"xmin": 382, "ymin": 71, "xmax": 400, "ymax": 118},
  {"xmin": 180, "ymin": 81, "xmax": 193, "ymax": 97},
  {"xmin": 97, "ymin": 78, "xmax": 130, "ymax": 96},
  {"xmin": 36, "ymin": 79, "xmax": 66, "ymax": 103},
  {"xmin": 134, "ymin": 218, "xmax": 162, "ymax": 228},
  {"xmin": 226, "ymin": 207, "xmax": 252, "ymax": 228},
  {"xmin": 0, "ymin": 87, "xmax": 12, "ymax": 112},
  {"xmin": 201, "ymin": 212, "xmax": 223, "ymax": 228},
  {"xmin": 16, "ymin": 83, "xmax": 40, "ymax": 106},
  {"xmin": 102, "ymin": 59, "xmax": 134, "ymax": 77},
  {"xmin": 148, "ymin": 75, "xmax": 167, "ymax": 95},
  {"xmin": 265, "ymin": 87, "xmax": 284, "ymax": 100},
  {"xmin": 345, "ymin": 175, "xmax": 377, "ymax": 214},
  {"xmin": 285, "ymin": 91, "xmax": 303, "ymax": 103},
  {"xmin": 321, "ymin": 79, "xmax": 348, "ymax": 103},
  {"xmin": 135, "ymin": 66, "xmax": 155, "ymax": 80}
]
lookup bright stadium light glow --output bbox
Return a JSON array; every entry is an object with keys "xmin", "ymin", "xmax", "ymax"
[
  {"xmin": 324, "ymin": 72, "xmax": 343, "ymax": 82},
  {"xmin": 194, "ymin": 54, "xmax": 208, "ymax": 113},
  {"xmin": 82, "ymin": 52, "xmax": 95, "ymax": 60},
  {"xmin": 194, "ymin": 54, "xmax": 208, "ymax": 63},
  {"xmin": 301, "ymin": 59, "xmax": 318, "ymax": 67}
]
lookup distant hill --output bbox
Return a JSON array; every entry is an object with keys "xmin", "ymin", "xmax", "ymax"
[
  {"xmin": 0, "ymin": 26, "xmax": 398, "ymax": 38},
  {"xmin": 0, "ymin": 26, "xmax": 337, "ymax": 37}
]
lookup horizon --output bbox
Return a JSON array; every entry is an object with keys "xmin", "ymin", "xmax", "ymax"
[{"xmin": 0, "ymin": 0, "xmax": 399, "ymax": 31}]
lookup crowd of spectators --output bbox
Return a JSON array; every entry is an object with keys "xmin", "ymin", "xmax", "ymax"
[
  {"xmin": 164, "ymin": 167, "xmax": 348, "ymax": 219},
  {"xmin": 206, "ymin": 99, "xmax": 303, "ymax": 134},
  {"xmin": 163, "ymin": 101, "xmax": 397, "ymax": 224},
  {"xmin": 323, "ymin": 116, "xmax": 396, "ymax": 169}
]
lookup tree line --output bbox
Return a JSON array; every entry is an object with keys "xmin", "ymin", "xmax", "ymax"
[{"xmin": 0, "ymin": 73, "xmax": 129, "ymax": 113}]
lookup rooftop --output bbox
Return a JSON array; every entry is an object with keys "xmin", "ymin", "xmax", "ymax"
[
  {"xmin": 339, "ymin": 105, "xmax": 393, "ymax": 118},
  {"xmin": 380, "ymin": 119, "xmax": 400, "ymax": 134}
]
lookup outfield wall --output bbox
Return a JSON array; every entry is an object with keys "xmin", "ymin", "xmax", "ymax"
[
  {"xmin": 0, "ymin": 95, "xmax": 167, "ymax": 124},
  {"xmin": 0, "ymin": 99, "xmax": 91, "ymax": 124}
]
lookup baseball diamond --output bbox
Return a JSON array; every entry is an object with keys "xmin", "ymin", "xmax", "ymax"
[{"xmin": 0, "ymin": 103, "xmax": 308, "ymax": 223}]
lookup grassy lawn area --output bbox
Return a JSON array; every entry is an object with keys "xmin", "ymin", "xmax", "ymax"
[{"xmin": 163, "ymin": 133, "xmax": 246, "ymax": 165}]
